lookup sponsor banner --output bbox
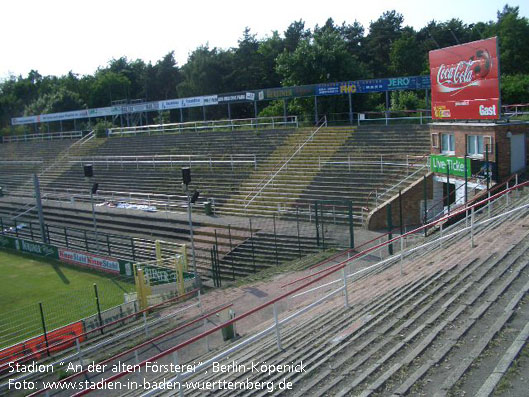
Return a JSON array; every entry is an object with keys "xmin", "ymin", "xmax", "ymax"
[
  {"xmin": 11, "ymin": 116, "xmax": 39, "ymax": 125},
  {"xmin": 316, "ymin": 76, "xmax": 431, "ymax": 96},
  {"xmin": 0, "ymin": 322, "xmax": 84, "ymax": 366},
  {"xmin": 88, "ymin": 106, "xmax": 121, "ymax": 118},
  {"xmin": 11, "ymin": 74, "xmax": 432, "ymax": 126},
  {"xmin": 217, "ymin": 92, "xmax": 255, "ymax": 103},
  {"xmin": 58, "ymin": 248, "xmax": 120, "ymax": 274},
  {"xmin": 140, "ymin": 264, "xmax": 194, "ymax": 285},
  {"xmin": 40, "ymin": 109, "xmax": 89, "ymax": 123},
  {"xmin": 159, "ymin": 98, "xmax": 182, "ymax": 110},
  {"xmin": 119, "ymin": 102, "xmax": 160, "ymax": 113},
  {"xmin": 0, "ymin": 235, "xmax": 58, "ymax": 259},
  {"xmin": 429, "ymin": 37, "xmax": 500, "ymax": 120},
  {"xmin": 430, "ymin": 155, "xmax": 471, "ymax": 178},
  {"xmin": 261, "ymin": 85, "xmax": 316, "ymax": 100}
]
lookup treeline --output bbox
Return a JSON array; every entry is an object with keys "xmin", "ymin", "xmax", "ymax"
[{"xmin": 1, "ymin": 4, "xmax": 528, "ymax": 132}]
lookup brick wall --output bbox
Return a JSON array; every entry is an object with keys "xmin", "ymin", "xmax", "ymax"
[
  {"xmin": 367, "ymin": 173, "xmax": 433, "ymax": 230},
  {"xmin": 429, "ymin": 123, "xmax": 529, "ymax": 181}
]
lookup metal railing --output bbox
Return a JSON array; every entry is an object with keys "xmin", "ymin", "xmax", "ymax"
[
  {"xmin": 318, "ymin": 153, "xmax": 427, "ymax": 173},
  {"xmin": 62, "ymin": 179, "xmax": 529, "ymax": 397},
  {"xmin": 108, "ymin": 116, "xmax": 298, "ymax": 137},
  {"xmin": 1, "ymin": 289, "xmax": 204, "ymax": 391},
  {"xmin": 244, "ymin": 116, "xmax": 327, "ymax": 208},
  {"xmin": 68, "ymin": 153, "xmax": 258, "ymax": 170},
  {"xmin": 2, "ymin": 130, "xmax": 83, "ymax": 143},
  {"xmin": 135, "ymin": 182, "xmax": 529, "ymax": 396}
]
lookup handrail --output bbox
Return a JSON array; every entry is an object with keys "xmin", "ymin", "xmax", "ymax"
[
  {"xmin": 244, "ymin": 115, "xmax": 327, "ymax": 208},
  {"xmin": 71, "ymin": 179, "xmax": 529, "ymax": 396},
  {"xmin": 284, "ymin": 178, "xmax": 529, "ymax": 288},
  {"xmin": 28, "ymin": 302, "xmax": 232, "ymax": 396},
  {"xmin": 108, "ymin": 116, "xmax": 298, "ymax": 137},
  {"xmin": 370, "ymin": 163, "xmax": 429, "ymax": 209},
  {"xmin": 70, "ymin": 259, "xmax": 343, "ymax": 397},
  {"xmin": 2, "ymin": 130, "xmax": 83, "ymax": 143}
]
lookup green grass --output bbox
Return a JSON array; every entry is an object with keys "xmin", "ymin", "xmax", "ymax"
[{"xmin": 0, "ymin": 249, "xmax": 135, "ymax": 348}]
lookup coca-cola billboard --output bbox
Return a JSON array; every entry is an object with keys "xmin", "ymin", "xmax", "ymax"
[{"xmin": 429, "ymin": 37, "xmax": 500, "ymax": 120}]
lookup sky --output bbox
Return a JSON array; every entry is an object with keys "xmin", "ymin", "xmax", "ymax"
[{"xmin": 1, "ymin": 0, "xmax": 527, "ymax": 79}]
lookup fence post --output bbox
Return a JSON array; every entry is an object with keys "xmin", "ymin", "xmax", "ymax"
[
  {"xmin": 131, "ymin": 237, "xmax": 136, "ymax": 261},
  {"xmin": 29, "ymin": 221, "xmax": 34, "ymax": 240},
  {"xmin": 38, "ymin": 302, "xmax": 50, "ymax": 357},
  {"xmin": 348, "ymin": 201, "xmax": 354, "ymax": 249},
  {"xmin": 400, "ymin": 236, "xmax": 404, "ymax": 272},
  {"xmin": 470, "ymin": 206, "xmax": 475, "ymax": 248},
  {"xmin": 399, "ymin": 190, "xmax": 403, "ymax": 236},
  {"xmin": 387, "ymin": 204, "xmax": 393, "ymax": 255},
  {"xmin": 488, "ymin": 191, "xmax": 492, "ymax": 218},
  {"xmin": 249, "ymin": 218, "xmax": 256, "ymax": 273},
  {"xmin": 94, "ymin": 284, "xmax": 104, "ymax": 333},
  {"xmin": 14, "ymin": 218, "xmax": 18, "ymax": 238},
  {"xmin": 273, "ymin": 215, "xmax": 279, "ymax": 266},
  {"xmin": 440, "ymin": 223, "xmax": 443, "ymax": 249},
  {"xmin": 273, "ymin": 302, "xmax": 282, "ymax": 350},
  {"xmin": 320, "ymin": 203, "xmax": 325, "ymax": 249},
  {"xmin": 143, "ymin": 311, "xmax": 149, "ymax": 337},
  {"xmin": 228, "ymin": 225, "xmax": 235, "ymax": 280},
  {"xmin": 75, "ymin": 337, "xmax": 83, "ymax": 365},
  {"xmin": 342, "ymin": 268, "xmax": 350, "ymax": 308},
  {"xmin": 506, "ymin": 182, "xmax": 510, "ymax": 206},
  {"xmin": 314, "ymin": 201, "xmax": 320, "ymax": 247},
  {"xmin": 296, "ymin": 207, "xmax": 302, "ymax": 258},
  {"xmin": 84, "ymin": 230, "xmax": 89, "ymax": 251},
  {"xmin": 106, "ymin": 234, "xmax": 111, "ymax": 255},
  {"xmin": 423, "ymin": 175, "xmax": 428, "ymax": 237},
  {"xmin": 64, "ymin": 227, "xmax": 69, "ymax": 247}
]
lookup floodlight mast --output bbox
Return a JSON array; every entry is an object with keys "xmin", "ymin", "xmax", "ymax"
[
  {"xmin": 83, "ymin": 164, "xmax": 100, "ymax": 253},
  {"xmin": 182, "ymin": 167, "xmax": 200, "ymax": 287}
]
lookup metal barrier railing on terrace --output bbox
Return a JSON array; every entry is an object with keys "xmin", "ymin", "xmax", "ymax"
[
  {"xmin": 1, "ymin": 130, "xmax": 83, "ymax": 143},
  {"xmin": 57, "ymin": 179, "xmax": 528, "ymax": 397},
  {"xmin": 68, "ymin": 153, "xmax": 258, "ymax": 170},
  {"xmin": 244, "ymin": 116, "xmax": 327, "ymax": 209},
  {"xmin": 107, "ymin": 116, "xmax": 299, "ymax": 137}
]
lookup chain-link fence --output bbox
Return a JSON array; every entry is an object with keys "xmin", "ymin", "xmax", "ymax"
[
  {"xmin": 208, "ymin": 200, "xmax": 358, "ymax": 282},
  {"xmin": 0, "ymin": 276, "xmax": 135, "ymax": 349}
]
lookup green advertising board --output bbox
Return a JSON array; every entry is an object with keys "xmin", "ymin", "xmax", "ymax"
[
  {"xmin": 0, "ymin": 234, "xmax": 58, "ymax": 259},
  {"xmin": 430, "ymin": 155, "xmax": 471, "ymax": 178}
]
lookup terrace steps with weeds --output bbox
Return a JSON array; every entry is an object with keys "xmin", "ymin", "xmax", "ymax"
[{"xmin": 132, "ymin": 184, "xmax": 529, "ymax": 397}]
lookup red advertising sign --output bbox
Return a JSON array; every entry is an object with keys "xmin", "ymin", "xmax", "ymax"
[
  {"xmin": 58, "ymin": 248, "xmax": 120, "ymax": 274},
  {"xmin": 0, "ymin": 322, "xmax": 84, "ymax": 368},
  {"xmin": 429, "ymin": 37, "xmax": 500, "ymax": 120}
]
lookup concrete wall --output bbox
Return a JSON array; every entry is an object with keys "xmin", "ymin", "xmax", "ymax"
[{"xmin": 367, "ymin": 173, "xmax": 433, "ymax": 231}]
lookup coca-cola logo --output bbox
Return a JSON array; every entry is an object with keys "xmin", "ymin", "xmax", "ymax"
[{"xmin": 436, "ymin": 49, "xmax": 492, "ymax": 95}]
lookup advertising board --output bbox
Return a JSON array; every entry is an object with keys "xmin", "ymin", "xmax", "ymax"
[
  {"xmin": 58, "ymin": 248, "xmax": 121, "ymax": 274},
  {"xmin": 429, "ymin": 37, "xmax": 500, "ymax": 120},
  {"xmin": 430, "ymin": 155, "xmax": 471, "ymax": 178}
]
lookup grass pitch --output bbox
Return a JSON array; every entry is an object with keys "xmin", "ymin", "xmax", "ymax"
[{"xmin": 0, "ymin": 249, "xmax": 135, "ymax": 348}]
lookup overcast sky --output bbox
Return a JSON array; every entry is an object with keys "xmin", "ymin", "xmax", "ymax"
[{"xmin": 1, "ymin": 0, "xmax": 527, "ymax": 79}]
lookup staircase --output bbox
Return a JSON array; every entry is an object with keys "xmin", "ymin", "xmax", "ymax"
[{"xmin": 222, "ymin": 126, "xmax": 354, "ymax": 216}]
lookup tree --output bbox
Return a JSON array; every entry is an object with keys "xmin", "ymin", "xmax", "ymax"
[
  {"xmin": 494, "ymin": 5, "xmax": 529, "ymax": 74},
  {"xmin": 257, "ymin": 31, "xmax": 284, "ymax": 88},
  {"xmin": 276, "ymin": 23, "xmax": 367, "ymax": 86},
  {"xmin": 365, "ymin": 10, "xmax": 404, "ymax": 77},
  {"xmin": 389, "ymin": 30, "xmax": 426, "ymax": 75},
  {"xmin": 90, "ymin": 70, "xmax": 131, "ymax": 106},
  {"xmin": 284, "ymin": 20, "xmax": 310, "ymax": 53},
  {"xmin": 177, "ymin": 45, "xmax": 234, "ymax": 96}
]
